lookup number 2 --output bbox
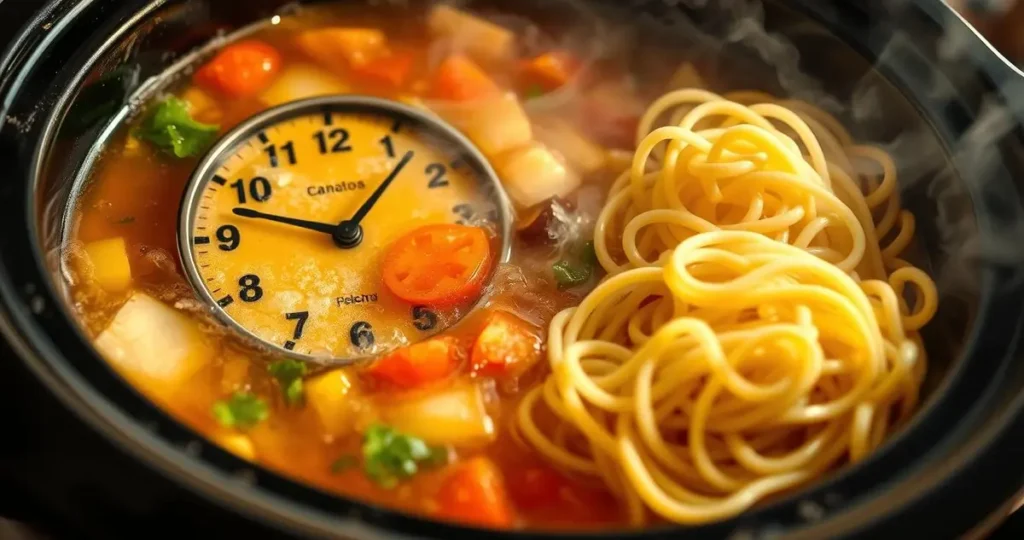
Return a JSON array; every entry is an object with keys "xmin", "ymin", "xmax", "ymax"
[
  {"xmin": 426, "ymin": 163, "xmax": 449, "ymax": 189},
  {"xmin": 314, "ymin": 129, "xmax": 352, "ymax": 154}
]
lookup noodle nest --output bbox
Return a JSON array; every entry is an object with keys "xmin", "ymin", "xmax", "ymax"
[{"xmin": 516, "ymin": 88, "xmax": 939, "ymax": 525}]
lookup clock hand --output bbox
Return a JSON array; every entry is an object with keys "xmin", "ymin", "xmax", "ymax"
[
  {"xmin": 334, "ymin": 150, "xmax": 415, "ymax": 248},
  {"xmin": 232, "ymin": 208, "xmax": 337, "ymax": 235}
]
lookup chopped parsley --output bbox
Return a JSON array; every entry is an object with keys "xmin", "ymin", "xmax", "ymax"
[
  {"xmin": 135, "ymin": 97, "xmax": 219, "ymax": 158},
  {"xmin": 362, "ymin": 424, "xmax": 448, "ymax": 488},
  {"xmin": 553, "ymin": 241, "xmax": 598, "ymax": 289},
  {"xmin": 212, "ymin": 392, "xmax": 268, "ymax": 430},
  {"xmin": 268, "ymin": 359, "xmax": 307, "ymax": 406}
]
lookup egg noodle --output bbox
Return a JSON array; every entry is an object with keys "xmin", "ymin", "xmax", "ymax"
[{"xmin": 515, "ymin": 88, "xmax": 939, "ymax": 525}]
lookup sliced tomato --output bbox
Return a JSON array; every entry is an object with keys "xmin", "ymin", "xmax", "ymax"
[
  {"xmin": 470, "ymin": 311, "xmax": 541, "ymax": 377},
  {"xmin": 435, "ymin": 457, "xmax": 515, "ymax": 528},
  {"xmin": 195, "ymin": 40, "xmax": 282, "ymax": 98},
  {"xmin": 382, "ymin": 224, "xmax": 493, "ymax": 307},
  {"xmin": 368, "ymin": 337, "xmax": 459, "ymax": 388}
]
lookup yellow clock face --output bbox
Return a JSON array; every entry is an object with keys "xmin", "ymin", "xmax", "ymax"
[{"xmin": 180, "ymin": 97, "xmax": 510, "ymax": 363}]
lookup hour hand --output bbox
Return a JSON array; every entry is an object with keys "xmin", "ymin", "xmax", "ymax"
[{"xmin": 232, "ymin": 208, "xmax": 337, "ymax": 235}]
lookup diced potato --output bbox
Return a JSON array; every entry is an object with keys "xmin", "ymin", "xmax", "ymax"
[
  {"xmin": 82, "ymin": 237, "xmax": 132, "ymax": 293},
  {"xmin": 433, "ymin": 92, "xmax": 532, "ymax": 158},
  {"xmin": 213, "ymin": 432, "xmax": 256, "ymax": 461},
  {"xmin": 496, "ymin": 142, "xmax": 581, "ymax": 209},
  {"xmin": 296, "ymin": 28, "xmax": 387, "ymax": 70},
  {"xmin": 260, "ymin": 63, "xmax": 351, "ymax": 107},
  {"xmin": 95, "ymin": 293, "xmax": 212, "ymax": 401},
  {"xmin": 306, "ymin": 369, "xmax": 357, "ymax": 438},
  {"xmin": 180, "ymin": 85, "xmax": 222, "ymax": 124},
  {"xmin": 428, "ymin": 5, "xmax": 515, "ymax": 65},
  {"xmin": 533, "ymin": 118, "xmax": 608, "ymax": 175},
  {"xmin": 382, "ymin": 383, "xmax": 495, "ymax": 446}
]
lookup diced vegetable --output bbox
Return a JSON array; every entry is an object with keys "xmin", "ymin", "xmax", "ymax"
[
  {"xmin": 82, "ymin": 237, "xmax": 132, "ymax": 293},
  {"xmin": 428, "ymin": 5, "xmax": 515, "ymax": 65},
  {"xmin": 552, "ymin": 241, "xmax": 598, "ymax": 289},
  {"xmin": 306, "ymin": 369, "xmax": 358, "ymax": 438},
  {"xmin": 471, "ymin": 311, "xmax": 541, "ymax": 376},
  {"xmin": 369, "ymin": 338, "xmax": 459, "ymax": 388},
  {"xmin": 194, "ymin": 40, "xmax": 282, "ymax": 97},
  {"xmin": 351, "ymin": 50, "xmax": 416, "ymax": 88},
  {"xmin": 213, "ymin": 432, "xmax": 257, "ymax": 461},
  {"xmin": 296, "ymin": 28, "xmax": 387, "ymax": 70},
  {"xmin": 516, "ymin": 197, "xmax": 573, "ymax": 244},
  {"xmin": 95, "ymin": 293, "xmax": 213, "ymax": 401},
  {"xmin": 436, "ymin": 457, "xmax": 514, "ymax": 529},
  {"xmin": 260, "ymin": 63, "xmax": 351, "ymax": 107},
  {"xmin": 430, "ymin": 55, "xmax": 499, "ymax": 102},
  {"xmin": 382, "ymin": 224, "xmax": 493, "ymax": 307},
  {"xmin": 381, "ymin": 382, "xmax": 496, "ymax": 446},
  {"xmin": 179, "ymin": 85, "xmax": 222, "ymax": 124},
  {"xmin": 212, "ymin": 392, "xmax": 269, "ymax": 430},
  {"xmin": 496, "ymin": 142, "xmax": 580, "ymax": 209},
  {"xmin": 135, "ymin": 97, "xmax": 220, "ymax": 158},
  {"xmin": 435, "ymin": 92, "xmax": 532, "ymax": 157},
  {"xmin": 533, "ymin": 118, "xmax": 608, "ymax": 174},
  {"xmin": 268, "ymin": 358, "xmax": 307, "ymax": 406},
  {"xmin": 219, "ymin": 351, "xmax": 251, "ymax": 394},
  {"xmin": 521, "ymin": 52, "xmax": 579, "ymax": 92},
  {"xmin": 362, "ymin": 423, "xmax": 448, "ymax": 488}
]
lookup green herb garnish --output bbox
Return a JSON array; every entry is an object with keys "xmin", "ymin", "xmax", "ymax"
[
  {"xmin": 212, "ymin": 392, "xmax": 268, "ymax": 430},
  {"xmin": 553, "ymin": 241, "xmax": 598, "ymax": 289},
  {"xmin": 361, "ymin": 424, "xmax": 448, "ymax": 488},
  {"xmin": 135, "ymin": 97, "xmax": 220, "ymax": 158},
  {"xmin": 268, "ymin": 358, "xmax": 308, "ymax": 406},
  {"xmin": 330, "ymin": 455, "xmax": 359, "ymax": 474}
]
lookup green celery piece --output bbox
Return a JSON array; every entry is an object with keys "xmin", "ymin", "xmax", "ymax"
[
  {"xmin": 136, "ymin": 97, "xmax": 220, "ymax": 158},
  {"xmin": 211, "ymin": 392, "xmax": 268, "ymax": 430}
]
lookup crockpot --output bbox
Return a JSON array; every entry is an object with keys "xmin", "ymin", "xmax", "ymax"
[{"xmin": 2, "ymin": 0, "xmax": 1024, "ymax": 538}]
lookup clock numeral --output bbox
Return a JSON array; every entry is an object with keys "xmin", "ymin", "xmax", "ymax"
[
  {"xmin": 350, "ymin": 321, "xmax": 374, "ymax": 350},
  {"xmin": 265, "ymin": 141, "xmax": 297, "ymax": 167},
  {"xmin": 379, "ymin": 135, "xmax": 395, "ymax": 158},
  {"xmin": 231, "ymin": 177, "xmax": 273, "ymax": 205},
  {"xmin": 314, "ymin": 128, "xmax": 352, "ymax": 154},
  {"xmin": 412, "ymin": 306, "xmax": 438, "ymax": 331},
  {"xmin": 452, "ymin": 204, "xmax": 475, "ymax": 225},
  {"xmin": 216, "ymin": 225, "xmax": 240, "ymax": 251},
  {"xmin": 426, "ymin": 163, "xmax": 449, "ymax": 189},
  {"xmin": 285, "ymin": 311, "xmax": 309, "ymax": 340},
  {"xmin": 239, "ymin": 274, "xmax": 264, "ymax": 303}
]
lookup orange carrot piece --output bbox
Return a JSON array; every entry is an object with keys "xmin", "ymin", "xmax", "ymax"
[
  {"xmin": 430, "ymin": 55, "xmax": 500, "ymax": 102},
  {"xmin": 194, "ymin": 40, "xmax": 282, "ymax": 98},
  {"xmin": 521, "ymin": 51, "xmax": 579, "ymax": 91},
  {"xmin": 436, "ymin": 457, "xmax": 515, "ymax": 528},
  {"xmin": 352, "ymin": 50, "xmax": 416, "ymax": 88},
  {"xmin": 470, "ymin": 311, "xmax": 541, "ymax": 376},
  {"xmin": 368, "ymin": 338, "xmax": 459, "ymax": 388}
]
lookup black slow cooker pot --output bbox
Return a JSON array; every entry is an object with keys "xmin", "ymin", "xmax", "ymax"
[{"xmin": 1, "ymin": 0, "xmax": 1024, "ymax": 538}]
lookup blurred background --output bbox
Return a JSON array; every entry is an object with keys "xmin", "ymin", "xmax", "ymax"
[{"xmin": 949, "ymin": 0, "xmax": 1024, "ymax": 63}]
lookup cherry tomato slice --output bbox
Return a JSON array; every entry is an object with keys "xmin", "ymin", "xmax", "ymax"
[
  {"xmin": 382, "ymin": 224, "xmax": 493, "ymax": 307},
  {"xmin": 194, "ymin": 40, "xmax": 282, "ymax": 98}
]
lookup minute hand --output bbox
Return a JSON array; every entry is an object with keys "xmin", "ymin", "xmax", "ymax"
[
  {"xmin": 348, "ymin": 150, "xmax": 415, "ymax": 225},
  {"xmin": 232, "ymin": 208, "xmax": 336, "ymax": 235}
]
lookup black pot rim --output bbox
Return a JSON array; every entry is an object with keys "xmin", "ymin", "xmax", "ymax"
[{"xmin": 1, "ymin": 0, "xmax": 1024, "ymax": 538}]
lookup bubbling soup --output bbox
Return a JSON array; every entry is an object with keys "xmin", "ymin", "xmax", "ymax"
[{"xmin": 62, "ymin": 0, "xmax": 937, "ymax": 531}]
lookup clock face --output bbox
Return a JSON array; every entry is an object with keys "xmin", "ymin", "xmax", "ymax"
[{"xmin": 179, "ymin": 97, "xmax": 511, "ymax": 363}]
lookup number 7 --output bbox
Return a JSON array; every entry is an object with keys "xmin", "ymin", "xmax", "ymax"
[{"xmin": 285, "ymin": 311, "xmax": 310, "ymax": 340}]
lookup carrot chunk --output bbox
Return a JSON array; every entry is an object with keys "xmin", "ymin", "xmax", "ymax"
[
  {"xmin": 351, "ymin": 50, "xmax": 416, "ymax": 88},
  {"xmin": 430, "ymin": 55, "xmax": 500, "ymax": 101},
  {"xmin": 194, "ymin": 40, "xmax": 282, "ymax": 97},
  {"xmin": 436, "ymin": 457, "xmax": 515, "ymax": 528},
  {"xmin": 369, "ymin": 338, "xmax": 459, "ymax": 388},
  {"xmin": 471, "ymin": 311, "xmax": 541, "ymax": 376},
  {"xmin": 521, "ymin": 51, "xmax": 579, "ymax": 91}
]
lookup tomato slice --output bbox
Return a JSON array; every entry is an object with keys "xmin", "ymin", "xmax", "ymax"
[
  {"xmin": 194, "ymin": 40, "xmax": 282, "ymax": 98},
  {"xmin": 382, "ymin": 224, "xmax": 493, "ymax": 307}
]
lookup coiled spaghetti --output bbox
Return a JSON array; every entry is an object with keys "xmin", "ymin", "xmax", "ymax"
[{"xmin": 515, "ymin": 89, "xmax": 939, "ymax": 525}]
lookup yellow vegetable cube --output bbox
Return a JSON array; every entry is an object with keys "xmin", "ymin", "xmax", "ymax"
[
  {"xmin": 82, "ymin": 237, "xmax": 132, "ymax": 293},
  {"xmin": 260, "ymin": 64, "xmax": 351, "ymax": 107},
  {"xmin": 428, "ymin": 5, "xmax": 515, "ymax": 65},
  {"xmin": 213, "ymin": 432, "xmax": 256, "ymax": 461},
  {"xmin": 306, "ymin": 369, "xmax": 357, "ymax": 438}
]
